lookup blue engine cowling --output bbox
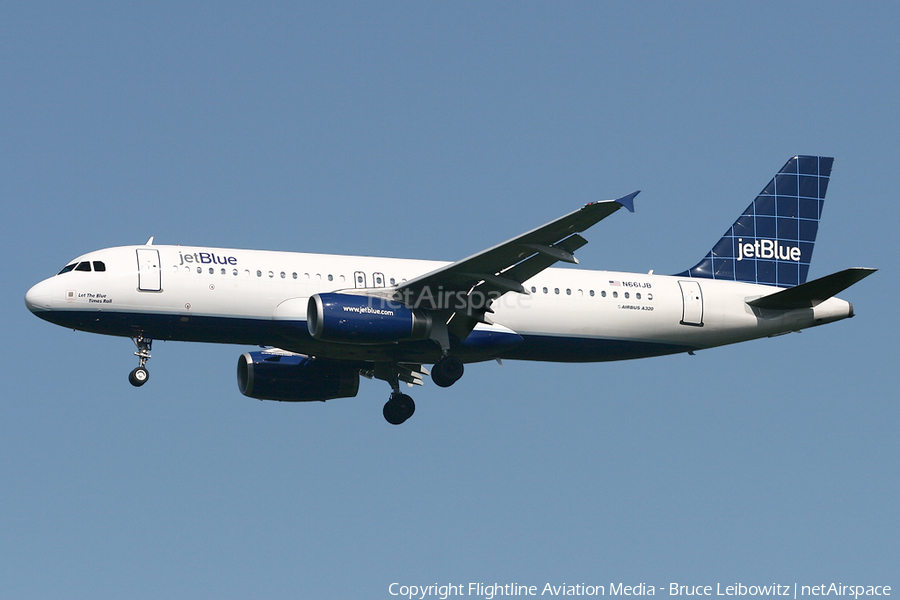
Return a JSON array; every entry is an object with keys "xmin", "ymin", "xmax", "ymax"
[
  {"xmin": 237, "ymin": 351, "xmax": 360, "ymax": 402},
  {"xmin": 307, "ymin": 292, "xmax": 432, "ymax": 344}
]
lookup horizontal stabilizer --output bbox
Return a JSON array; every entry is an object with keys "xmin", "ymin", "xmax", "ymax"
[{"xmin": 747, "ymin": 267, "xmax": 876, "ymax": 310}]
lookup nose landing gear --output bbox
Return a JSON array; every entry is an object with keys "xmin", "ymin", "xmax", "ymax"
[
  {"xmin": 129, "ymin": 335, "xmax": 152, "ymax": 387},
  {"xmin": 128, "ymin": 366, "xmax": 149, "ymax": 386}
]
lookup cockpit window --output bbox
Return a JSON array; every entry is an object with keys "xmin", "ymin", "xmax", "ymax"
[{"xmin": 58, "ymin": 261, "xmax": 105, "ymax": 274}]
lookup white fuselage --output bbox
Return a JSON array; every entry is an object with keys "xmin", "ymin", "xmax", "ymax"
[{"xmin": 25, "ymin": 244, "xmax": 854, "ymax": 364}]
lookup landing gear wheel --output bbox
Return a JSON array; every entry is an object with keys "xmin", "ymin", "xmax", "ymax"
[
  {"xmin": 383, "ymin": 393, "xmax": 415, "ymax": 425},
  {"xmin": 431, "ymin": 355, "xmax": 464, "ymax": 388},
  {"xmin": 130, "ymin": 335, "xmax": 153, "ymax": 388},
  {"xmin": 129, "ymin": 366, "xmax": 149, "ymax": 387}
]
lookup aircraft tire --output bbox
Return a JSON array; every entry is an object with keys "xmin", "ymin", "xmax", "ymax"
[
  {"xmin": 383, "ymin": 393, "xmax": 415, "ymax": 425},
  {"xmin": 431, "ymin": 355, "xmax": 464, "ymax": 388},
  {"xmin": 129, "ymin": 367, "xmax": 149, "ymax": 387}
]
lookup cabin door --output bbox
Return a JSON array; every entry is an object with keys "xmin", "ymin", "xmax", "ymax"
[
  {"xmin": 678, "ymin": 280, "xmax": 703, "ymax": 326},
  {"xmin": 137, "ymin": 249, "xmax": 162, "ymax": 292}
]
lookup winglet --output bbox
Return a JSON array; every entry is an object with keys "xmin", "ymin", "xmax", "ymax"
[{"xmin": 615, "ymin": 191, "xmax": 639, "ymax": 213}]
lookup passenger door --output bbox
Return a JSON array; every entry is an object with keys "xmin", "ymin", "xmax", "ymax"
[
  {"xmin": 137, "ymin": 249, "xmax": 162, "ymax": 292},
  {"xmin": 678, "ymin": 280, "xmax": 703, "ymax": 326}
]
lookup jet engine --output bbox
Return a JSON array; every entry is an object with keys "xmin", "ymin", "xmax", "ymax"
[
  {"xmin": 307, "ymin": 292, "xmax": 432, "ymax": 344},
  {"xmin": 237, "ymin": 351, "xmax": 360, "ymax": 402}
]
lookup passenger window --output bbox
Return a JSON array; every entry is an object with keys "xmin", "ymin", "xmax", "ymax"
[
  {"xmin": 601, "ymin": 291, "xmax": 607, "ymax": 298},
  {"xmin": 92, "ymin": 261, "xmax": 106, "ymax": 272},
  {"xmin": 542, "ymin": 287, "xmax": 548, "ymax": 294},
  {"xmin": 566, "ymin": 288, "xmax": 571, "ymax": 295},
  {"xmin": 590, "ymin": 290, "xmax": 595, "ymax": 297},
  {"xmin": 75, "ymin": 262, "xmax": 91, "ymax": 272}
]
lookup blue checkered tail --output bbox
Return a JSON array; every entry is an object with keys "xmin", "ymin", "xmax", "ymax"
[{"xmin": 675, "ymin": 155, "xmax": 833, "ymax": 288}]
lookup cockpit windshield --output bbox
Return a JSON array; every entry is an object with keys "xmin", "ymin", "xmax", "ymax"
[{"xmin": 57, "ymin": 261, "xmax": 105, "ymax": 275}]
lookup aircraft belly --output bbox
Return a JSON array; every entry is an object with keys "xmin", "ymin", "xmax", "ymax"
[{"xmin": 503, "ymin": 335, "xmax": 693, "ymax": 362}]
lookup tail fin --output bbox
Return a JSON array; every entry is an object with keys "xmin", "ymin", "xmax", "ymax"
[{"xmin": 676, "ymin": 156, "xmax": 833, "ymax": 287}]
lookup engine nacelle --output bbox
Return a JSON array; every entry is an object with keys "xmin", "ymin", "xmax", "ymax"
[
  {"xmin": 307, "ymin": 292, "xmax": 432, "ymax": 344},
  {"xmin": 237, "ymin": 351, "xmax": 360, "ymax": 402}
]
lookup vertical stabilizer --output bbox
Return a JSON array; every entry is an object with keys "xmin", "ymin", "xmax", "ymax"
[{"xmin": 676, "ymin": 156, "xmax": 833, "ymax": 287}]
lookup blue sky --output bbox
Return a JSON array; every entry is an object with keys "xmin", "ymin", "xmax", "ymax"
[{"xmin": 2, "ymin": 2, "xmax": 897, "ymax": 598}]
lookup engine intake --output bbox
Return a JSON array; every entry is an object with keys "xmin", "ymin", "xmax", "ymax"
[
  {"xmin": 307, "ymin": 292, "xmax": 432, "ymax": 344},
  {"xmin": 237, "ymin": 351, "xmax": 359, "ymax": 402}
]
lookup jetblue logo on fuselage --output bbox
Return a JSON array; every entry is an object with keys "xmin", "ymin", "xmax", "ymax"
[
  {"xmin": 736, "ymin": 238, "xmax": 801, "ymax": 262},
  {"xmin": 178, "ymin": 251, "xmax": 238, "ymax": 266}
]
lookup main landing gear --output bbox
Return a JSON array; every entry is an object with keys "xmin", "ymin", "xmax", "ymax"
[
  {"xmin": 383, "ymin": 391, "xmax": 415, "ymax": 425},
  {"xmin": 374, "ymin": 354, "xmax": 464, "ymax": 425},
  {"xmin": 431, "ymin": 354, "xmax": 464, "ymax": 388},
  {"xmin": 375, "ymin": 364, "xmax": 416, "ymax": 425},
  {"xmin": 129, "ymin": 335, "xmax": 152, "ymax": 387}
]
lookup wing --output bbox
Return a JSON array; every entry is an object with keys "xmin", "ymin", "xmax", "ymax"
[{"xmin": 393, "ymin": 192, "xmax": 638, "ymax": 339}]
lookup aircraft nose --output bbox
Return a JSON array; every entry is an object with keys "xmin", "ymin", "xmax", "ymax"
[{"xmin": 25, "ymin": 279, "xmax": 52, "ymax": 312}]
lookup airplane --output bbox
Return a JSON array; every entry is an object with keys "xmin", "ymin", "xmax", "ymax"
[{"xmin": 25, "ymin": 156, "xmax": 875, "ymax": 424}]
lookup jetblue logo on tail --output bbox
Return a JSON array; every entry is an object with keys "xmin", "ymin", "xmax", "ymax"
[
  {"xmin": 736, "ymin": 239, "xmax": 801, "ymax": 262},
  {"xmin": 676, "ymin": 156, "xmax": 833, "ymax": 288}
]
